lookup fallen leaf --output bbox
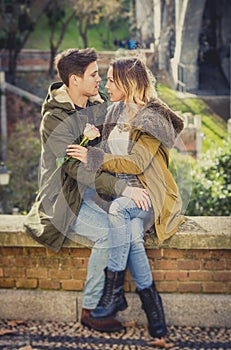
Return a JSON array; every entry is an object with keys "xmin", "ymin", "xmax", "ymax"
[
  {"xmin": 122, "ymin": 319, "xmax": 137, "ymax": 327},
  {"xmin": 0, "ymin": 329, "xmax": 15, "ymax": 336},
  {"xmin": 148, "ymin": 337, "xmax": 174, "ymax": 348},
  {"xmin": 7, "ymin": 320, "xmax": 26, "ymax": 327}
]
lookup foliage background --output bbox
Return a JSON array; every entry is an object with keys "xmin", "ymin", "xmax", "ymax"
[{"xmin": 0, "ymin": 1, "xmax": 230, "ymax": 216}]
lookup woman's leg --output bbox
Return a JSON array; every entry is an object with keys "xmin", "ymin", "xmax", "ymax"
[
  {"xmin": 128, "ymin": 218, "xmax": 153, "ymax": 290},
  {"xmin": 91, "ymin": 197, "xmax": 152, "ymax": 319},
  {"xmin": 108, "ymin": 197, "xmax": 152, "ymax": 272}
]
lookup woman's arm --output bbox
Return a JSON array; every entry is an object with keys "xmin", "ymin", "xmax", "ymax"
[{"xmin": 66, "ymin": 132, "xmax": 161, "ymax": 175}]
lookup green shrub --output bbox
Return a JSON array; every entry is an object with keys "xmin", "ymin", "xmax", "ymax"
[
  {"xmin": 169, "ymin": 149, "xmax": 194, "ymax": 215},
  {"xmin": 3, "ymin": 121, "xmax": 40, "ymax": 213},
  {"xmin": 185, "ymin": 141, "xmax": 231, "ymax": 216}
]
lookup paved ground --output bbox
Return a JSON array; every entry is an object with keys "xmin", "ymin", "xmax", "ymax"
[{"xmin": 0, "ymin": 320, "xmax": 230, "ymax": 350}]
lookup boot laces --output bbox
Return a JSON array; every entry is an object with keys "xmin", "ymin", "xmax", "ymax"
[{"xmin": 98, "ymin": 283, "xmax": 114, "ymax": 307}]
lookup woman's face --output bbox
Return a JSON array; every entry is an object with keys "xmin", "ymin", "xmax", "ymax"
[{"xmin": 105, "ymin": 66, "xmax": 125, "ymax": 102}]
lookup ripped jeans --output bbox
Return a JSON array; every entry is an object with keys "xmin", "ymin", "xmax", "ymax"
[{"xmin": 108, "ymin": 196, "xmax": 154, "ymax": 291}]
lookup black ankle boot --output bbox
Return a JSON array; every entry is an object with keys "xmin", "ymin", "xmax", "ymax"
[
  {"xmin": 90, "ymin": 267, "xmax": 128, "ymax": 319},
  {"xmin": 137, "ymin": 282, "xmax": 167, "ymax": 338}
]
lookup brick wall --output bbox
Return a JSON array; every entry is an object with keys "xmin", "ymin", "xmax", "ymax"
[
  {"xmin": 0, "ymin": 245, "xmax": 230, "ymax": 294},
  {"xmin": 0, "ymin": 49, "xmax": 155, "ymax": 72}
]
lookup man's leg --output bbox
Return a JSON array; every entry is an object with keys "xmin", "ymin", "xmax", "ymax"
[{"xmin": 70, "ymin": 189, "xmax": 124, "ymax": 331}]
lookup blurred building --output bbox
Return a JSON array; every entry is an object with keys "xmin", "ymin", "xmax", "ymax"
[{"xmin": 135, "ymin": 0, "xmax": 230, "ymax": 94}]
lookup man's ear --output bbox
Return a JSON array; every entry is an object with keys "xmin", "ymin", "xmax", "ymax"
[{"xmin": 70, "ymin": 74, "xmax": 80, "ymax": 86}]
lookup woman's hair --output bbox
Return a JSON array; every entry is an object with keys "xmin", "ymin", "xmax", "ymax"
[
  {"xmin": 54, "ymin": 48, "xmax": 97, "ymax": 87},
  {"xmin": 110, "ymin": 57, "xmax": 157, "ymax": 105}
]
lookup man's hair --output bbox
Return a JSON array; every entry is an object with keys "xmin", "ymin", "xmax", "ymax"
[
  {"xmin": 110, "ymin": 57, "xmax": 157, "ymax": 105},
  {"xmin": 54, "ymin": 48, "xmax": 97, "ymax": 87}
]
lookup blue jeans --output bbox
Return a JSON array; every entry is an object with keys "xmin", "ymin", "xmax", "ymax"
[
  {"xmin": 71, "ymin": 190, "xmax": 154, "ymax": 308},
  {"xmin": 71, "ymin": 189, "xmax": 109, "ymax": 309},
  {"xmin": 108, "ymin": 197, "xmax": 154, "ymax": 291}
]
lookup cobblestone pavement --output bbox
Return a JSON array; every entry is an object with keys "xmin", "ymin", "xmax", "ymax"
[{"xmin": 0, "ymin": 320, "xmax": 230, "ymax": 350}]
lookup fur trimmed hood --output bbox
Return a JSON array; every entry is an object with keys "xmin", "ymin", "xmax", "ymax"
[{"xmin": 101, "ymin": 99, "xmax": 184, "ymax": 149}]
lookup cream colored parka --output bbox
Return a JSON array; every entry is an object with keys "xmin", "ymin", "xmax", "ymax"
[{"xmin": 86, "ymin": 99, "xmax": 185, "ymax": 242}]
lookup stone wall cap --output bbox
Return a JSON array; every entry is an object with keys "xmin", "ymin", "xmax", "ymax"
[{"xmin": 0, "ymin": 215, "xmax": 230, "ymax": 250}]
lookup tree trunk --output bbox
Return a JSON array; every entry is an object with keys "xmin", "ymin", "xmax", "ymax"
[{"xmin": 48, "ymin": 46, "xmax": 56, "ymax": 78}]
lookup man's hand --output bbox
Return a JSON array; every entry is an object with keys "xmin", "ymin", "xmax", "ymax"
[
  {"xmin": 66, "ymin": 144, "xmax": 88, "ymax": 163},
  {"xmin": 122, "ymin": 186, "xmax": 151, "ymax": 211}
]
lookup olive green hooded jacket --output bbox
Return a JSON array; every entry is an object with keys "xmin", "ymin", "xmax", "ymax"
[{"xmin": 24, "ymin": 82, "xmax": 127, "ymax": 252}]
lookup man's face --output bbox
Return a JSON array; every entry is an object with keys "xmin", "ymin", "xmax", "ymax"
[{"xmin": 78, "ymin": 61, "xmax": 101, "ymax": 97}]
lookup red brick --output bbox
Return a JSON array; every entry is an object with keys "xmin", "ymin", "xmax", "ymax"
[
  {"xmin": 4, "ymin": 268, "xmax": 25, "ymax": 278},
  {"xmin": 23, "ymin": 247, "xmax": 46, "ymax": 256},
  {"xmin": 16, "ymin": 278, "xmax": 38, "ymax": 289},
  {"xmin": 211, "ymin": 250, "xmax": 231, "ymax": 259},
  {"xmin": 165, "ymin": 271, "xmax": 188, "ymax": 281},
  {"xmin": 125, "ymin": 269, "xmax": 132, "ymax": 280},
  {"xmin": 0, "ymin": 278, "xmax": 15, "ymax": 288},
  {"xmin": 153, "ymin": 260, "xmax": 178, "ymax": 270},
  {"xmin": 0, "ymin": 256, "xmax": 15, "ymax": 266},
  {"xmin": 15, "ymin": 257, "xmax": 38, "ymax": 268},
  {"xmin": 129, "ymin": 281, "xmax": 137, "ymax": 292},
  {"xmin": 152, "ymin": 271, "xmax": 165, "ymax": 281},
  {"xmin": 46, "ymin": 248, "xmax": 71, "ymax": 258},
  {"xmin": 203, "ymin": 260, "xmax": 225, "ymax": 271},
  {"xmin": 38, "ymin": 258, "xmax": 60, "ymax": 268},
  {"xmin": 178, "ymin": 283, "xmax": 202, "ymax": 293},
  {"xmin": 70, "ymin": 248, "xmax": 91, "ymax": 257},
  {"xmin": 225, "ymin": 260, "xmax": 231, "ymax": 270},
  {"xmin": 60, "ymin": 258, "xmax": 88, "ymax": 269},
  {"xmin": 189, "ymin": 271, "xmax": 213, "ymax": 281},
  {"xmin": 177, "ymin": 260, "xmax": 200, "ymax": 270},
  {"xmin": 123, "ymin": 281, "xmax": 131, "ymax": 292},
  {"xmin": 39, "ymin": 279, "xmax": 61, "ymax": 290},
  {"xmin": 162, "ymin": 249, "xmax": 185, "ymax": 259},
  {"xmin": 226, "ymin": 283, "xmax": 231, "ymax": 293},
  {"xmin": 157, "ymin": 281, "xmax": 178, "ymax": 292},
  {"xmin": 62, "ymin": 280, "xmax": 83, "ymax": 291},
  {"xmin": 26, "ymin": 268, "xmax": 48, "ymax": 279},
  {"xmin": 48, "ymin": 269, "xmax": 71, "ymax": 279},
  {"xmin": 213, "ymin": 272, "xmax": 231, "ymax": 281},
  {"xmin": 146, "ymin": 249, "xmax": 163, "ymax": 259},
  {"xmin": 71, "ymin": 269, "xmax": 87, "ymax": 280},
  {"xmin": 0, "ymin": 247, "xmax": 23, "ymax": 256},
  {"xmin": 184, "ymin": 250, "xmax": 211, "ymax": 259},
  {"xmin": 203, "ymin": 282, "xmax": 226, "ymax": 293}
]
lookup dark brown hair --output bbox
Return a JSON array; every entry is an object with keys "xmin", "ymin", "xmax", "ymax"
[{"xmin": 54, "ymin": 48, "xmax": 97, "ymax": 86}]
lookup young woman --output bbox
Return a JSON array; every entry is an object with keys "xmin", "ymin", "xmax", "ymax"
[{"xmin": 67, "ymin": 57, "xmax": 185, "ymax": 347}]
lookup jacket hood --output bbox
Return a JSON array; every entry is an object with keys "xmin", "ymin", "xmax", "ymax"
[
  {"xmin": 104, "ymin": 98, "xmax": 184, "ymax": 148},
  {"xmin": 42, "ymin": 81, "xmax": 107, "ymax": 117}
]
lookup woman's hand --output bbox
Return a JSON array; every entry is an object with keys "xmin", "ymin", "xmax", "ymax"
[
  {"xmin": 66, "ymin": 144, "xmax": 88, "ymax": 163},
  {"xmin": 122, "ymin": 186, "xmax": 151, "ymax": 211}
]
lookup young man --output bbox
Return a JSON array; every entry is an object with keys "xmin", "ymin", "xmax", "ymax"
[{"xmin": 25, "ymin": 48, "xmax": 128, "ymax": 332}]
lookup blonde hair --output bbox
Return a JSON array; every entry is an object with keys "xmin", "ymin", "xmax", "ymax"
[{"xmin": 110, "ymin": 57, "xmax": 157, "ymax": 106}]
